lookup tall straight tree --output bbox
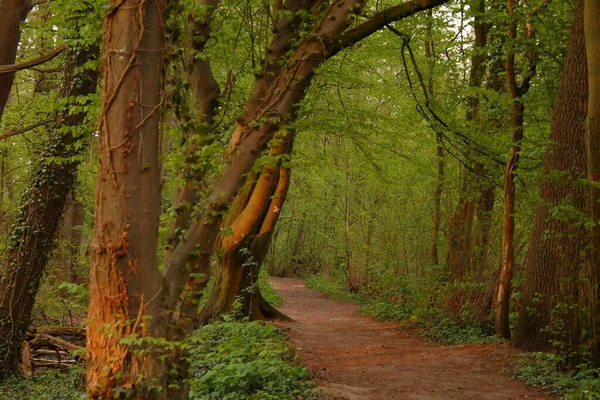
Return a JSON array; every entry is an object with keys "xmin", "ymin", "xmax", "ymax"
[
  {"xmin": 583, "ymin": 0, "xmax": 600, "ymax": 361},
  {"xmin": 85, "ymin": 0, "xmax": 167, "ymax": 396},
  {"xmin": 495, "ymin": 0, "xmax": 546, "ymax": 339},
  {"xmin": 513, "ymin": 0, "xmax": 588, "ymax": 355}
]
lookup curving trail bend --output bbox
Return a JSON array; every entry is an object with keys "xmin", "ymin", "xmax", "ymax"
[{"xmin": 271, "ymin": 278, "xmax": 557, "ymax": 400}]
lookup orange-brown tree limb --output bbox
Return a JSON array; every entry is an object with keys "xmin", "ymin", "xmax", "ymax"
[
  {"xmin": 0, "ymin": 45, "xmax": 66, "ymax": 76},
  {"xmin": 163, "ymin": 0, "xmax": 453, "ymax": 336},
  {"xmin": 0, "ymin": 119, "xmax": 52, "ymax": 141}
]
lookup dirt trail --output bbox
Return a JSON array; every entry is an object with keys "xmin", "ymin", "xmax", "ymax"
[{"xmin": 272, "ymin": 278, "xmax": 557, "ymax": 400}]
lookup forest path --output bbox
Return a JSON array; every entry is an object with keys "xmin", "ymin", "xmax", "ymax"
[{"xmin": 271, "ymin": 278, "xmax": 557, "ymax": 400}]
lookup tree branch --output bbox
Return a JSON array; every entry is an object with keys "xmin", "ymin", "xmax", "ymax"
[
  {"xmin": 0, "ymin": 119, "xmax": 52, "ymax": 140},
  {"xmin": 330, "ymin": 0, "xmax": 450, "ymax": 55},
  {"xmin": 0, "ymin": 45, "xmax": 66, "ymax": 76}
]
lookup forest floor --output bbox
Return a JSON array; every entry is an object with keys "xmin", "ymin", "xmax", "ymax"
[{"xmin": 271, "ymin": 278, "xmax": 558, "ymax": 400}]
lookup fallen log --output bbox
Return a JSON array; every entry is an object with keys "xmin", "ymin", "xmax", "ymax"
[
  {"xmin": 26, "ymin": 325, "xmax": 85, "ymax": 340},
  {"xmin": 28, "ymin": 333, "xmax": 84, "ymax": 353}
]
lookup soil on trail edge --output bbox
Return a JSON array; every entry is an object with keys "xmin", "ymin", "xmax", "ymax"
[{"xmin": 271, "ymin": 278, "xmax": 557, "ymax": 400}]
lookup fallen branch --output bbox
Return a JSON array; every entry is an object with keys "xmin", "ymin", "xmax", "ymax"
[
  {"xmin": 28, "ymin": 333, "xmax": 84, "ymax": 353},
  {"xmin": 0, "ymin": 45, "xmax": 66, "ymax": 76},
  {"xmin": 27, "ymin": 325, "xmax": 86, "ymax": 339}
]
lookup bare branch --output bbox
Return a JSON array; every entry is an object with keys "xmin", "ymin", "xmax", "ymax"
[
  {"xmin": 0, "ymin": 45, "xmax": 66, "ymax": 76},
  {"xmin": 0, "ymin": 119, "xmax": 52, "ymax": 140},
  {"xmin": 331, "ymin": 0, "xmax": 450, "ymax": 55}
]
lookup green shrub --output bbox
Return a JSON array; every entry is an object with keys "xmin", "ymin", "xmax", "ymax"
[
  {"xmin": 514, "ymin": 352, "xmax": 600, "ymax": 399},
  {"xmin": 188, "ymin": 318, "xmax": 317, "ymax": 400},
  {"xmin": 359, "ymin": 299, "xmax": 413, "ymax": 321}
]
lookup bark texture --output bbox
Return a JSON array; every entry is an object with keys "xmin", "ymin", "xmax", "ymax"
[
  {"xmin": 0, "ymin": 47, "xmax": 98, "ymax": 379},
  {"xmin": 0, "ymin": 0, "xmax": 31, "ymax": 123},
  {"xmin": 513, "ymin": 0, "xmax": 588, "ymax": 352},
  {"xmin": 199, "ymin": 137, "xmax": 293, "ymax": 323},
  {"xmin": 85, "ymin": 0, "xmax": 167, "ymax": 397},
  {"xmin": 495, "ymin": 0, "xmax": 543, "ymax": 339},
  {"xmin": 583, "ymin": 0, "xmax": 600, "ymax": 361}
]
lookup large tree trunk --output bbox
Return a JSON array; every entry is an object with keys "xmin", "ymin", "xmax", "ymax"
[
  {"xmin": 513, "ymin": 0, "xmax": 588, "ymax": 355},
  {"xmin": 199, "ymin": 137, "xmax": 293, "ymax": 322},
  {"xmin": 583, "ymin": 0, "xmax": 600, "ymax": 362},
  {"xmin": 85, "ymin": 0, "xmax": 167, "ymax": 397},
  {"xmin": 0, "ymin": 0, "xmax": 31, "ymax": 124},
  {"xmin": 0, "ymin": 47, "xmax": 98, "ymax": 379}
]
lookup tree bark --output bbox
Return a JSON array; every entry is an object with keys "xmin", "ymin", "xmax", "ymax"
[
  {"xmin": 495, "ymin": 0, "xmax": 543, "ymax": 339},
  {"xmin": 513, "ymin": 0, "xmax": 588, "ymax": 353},
  {"xmin": 199, "ymin": 137, "xmax": 293, "ymax": 322},
  {"xmin": 163, "ymin": 0, "xmax": 450, "ymax": 335},
  {"xmin": 0, "ymin": 46, "xmax": 98, "ymax": 379},
  {"xmin": 431, "ymin": 134, "xmax": 444, "ymax": 266},
  {"xmin": 583, "ymin": 0, "xmax": 600, "ymax": 362},
  {"xmin": 0, "ymin": 0, "xmax": 31, "ymax": 124},
  {"xmin": 85, "ymin": 0, "xmax": 167, "ymax": 397},
  {"xmin": 162, "ymin": 0, "xmax": 221, "ymax": 262}
]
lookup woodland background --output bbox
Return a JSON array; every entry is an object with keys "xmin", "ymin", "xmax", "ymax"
[{"xmin": 0, "ymin": 0, "xmax": 599, "ymax": 398}]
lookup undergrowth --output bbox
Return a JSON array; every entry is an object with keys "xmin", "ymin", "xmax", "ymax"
[
  {"xmin": 305, "ymin": 274, "xmax": 497, "ymax": 345},
  {"xmin": 259, "ymin": 270, "xmax": 284, "ymax": 307},
  {"xmin": 188, "ymin": 317, "xmax": 317, "ymax": 400},
  {"xmin": 514, "ymin": 353, "xmax": 600, "ymax": 399},
  {"xmin": 0, "ymin": 367, "xmax": 84, "ymax": 400},
  {"xmin": 0, "ymin": 277, "xmax": 312, "ymax": 400}
]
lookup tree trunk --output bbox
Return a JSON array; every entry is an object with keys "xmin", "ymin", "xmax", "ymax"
[
  {"xmin": 495, "ymin": 0, "xmax": 542, "ymax": 339},
  {"xmin": 583, "ymin": 0, "xmax": 600, "ymax": 362},
  {"xmin": 446, "ymin": 0, "xmax": 486, "ymax": 282},
  {"xmin": 0, "ymin": 46, "xmax": 98, "ymax": 379},
  {"xmin": 56, "ymin": 200, "xmax": 85, "ymax": 285},
  {"xmin": 199, "ymin": 138, "xmax": 293, "ymax": 322},
  {"xmin": 85, "ymin": 0, "xmax": 167, "ymax": 397},
  {"xmin": 496, "ymin": 100, "xmax": 524, "ymax": 339},
  {"xmin": 162, "ymin": 0, "xmax": 220, "ymax": 262},
  {"xmin": 431, "ymin": 135, "xmax": 444, "ymax": 266},
  {"xmin": 0, "ymin": 0, "xmax": 31, "ymax": 124},
  {"xmin": 290, "ymin": 221, "xmax": 306, "ymax": 275},
  {"xmin": 513, "ymin": 0, "xmax": 588, "ymax": 354}
]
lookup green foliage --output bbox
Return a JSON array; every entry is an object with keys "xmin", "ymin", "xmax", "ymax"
[
  {"xmin": 0, "ymin": 367, "xmax": 85, "ymax": 400},
  {"xmin": 416, "ymin": 312, "xmax": 497, "ymax": 345},
  {"xmin": 514, "ymin": 353, "xmax": 600, "ymax": 400},
  {"xmin": 258, "ymin": 270, "xmax": 283, "ymax": 307},
  {"xmin": 0, "ymin": 320, "xmax": 317, "ymax": 400},
  {"xmin": 188, "ymin": 319, "xmax": 318, "ymax": 400}
]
